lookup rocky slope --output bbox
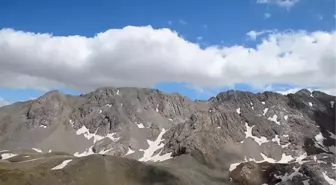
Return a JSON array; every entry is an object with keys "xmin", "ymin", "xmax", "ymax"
[{"xmin": 0, "ymin": 87, "xmax": 335, "ymax": 185}]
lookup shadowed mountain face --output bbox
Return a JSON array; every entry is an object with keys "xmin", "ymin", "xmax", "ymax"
[{"xmin": 0, "ymin": 87, "xmax": 335, "ymax": 185}]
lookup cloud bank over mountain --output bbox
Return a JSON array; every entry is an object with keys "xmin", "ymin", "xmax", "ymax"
[{"xmin": 0, "ymin": 27, "xmax": 335, "ymax": 93}]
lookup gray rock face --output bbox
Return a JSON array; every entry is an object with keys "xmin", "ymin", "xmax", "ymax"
[
  {"xmin": 161, "ymin": 90, "xmax": 335, "ymax": 168},
  {"xmin": 0, "ymin": 87, "xmax": 335, "ymax": 185}
]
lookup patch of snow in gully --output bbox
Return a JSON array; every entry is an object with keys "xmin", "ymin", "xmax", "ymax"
[{"xmin": 139, "ymin": 128, "xmax": 172, "ymax": 162}]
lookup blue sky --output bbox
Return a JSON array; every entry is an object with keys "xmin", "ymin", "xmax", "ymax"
[{"xmin": 0, "ymin": 0, "xmax": 335, "ymax": 104}]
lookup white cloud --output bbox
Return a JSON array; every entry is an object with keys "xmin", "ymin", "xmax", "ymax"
[
  {"xmin": 264, "ymin": 13, "xmax": 272, "ymax": 18},
  {"xmin": 246, "ymin": 30, "xmax": 272, "ymax": 40},
  {"xmin": 247, "ymin": 30, "xmax": 262, "ymax": 40},
  {"xmin": 0, "ymin": 97, "xmax": 10, "ymax": 107},
  {"xmin": 0, "ymin": 27, "xmax": 335, "ymax": 93},
  {"xmin": 257, "ymin": 0, "xmax": 299, "ymax": 9}
]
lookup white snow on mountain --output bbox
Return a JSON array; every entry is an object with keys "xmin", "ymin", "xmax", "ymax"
[
  {"xmin": 0, "ymin": 153, "xmax": 17, "ymax": 160},
  {"xmin": 139, "ymin": 128, "xmax": 172, "ymax": 162},
  {"xmin": 51, "ymin": 159, "xmax": 73, "ymax": 170},
  {"xmin": 243, "ymin": 122, "xmax": 269, "ymax": 145}
]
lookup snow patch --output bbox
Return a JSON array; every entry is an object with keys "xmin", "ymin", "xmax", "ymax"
[
  {"xmin": 76, "ymin": 125, "xmax": 119, "ymax": 143},
  {"xmin": 244, "ymin": 122, "xmax": 269, "ymax": 145},
  {"xmin": 39, "ymin": 125, "xmax": 47, "ymax": 128},
  {"xmin": 332, "ymin": 163, "xmax": 336, "ymax": 169},
  {"xmin": 272, "ymin": 135, "xmax": 281, "ymax": 145},
  {"xmin": 261, "ymin": 101, "xmax": 265, "ymax": 105},
  {"xmin": 236, "ymin": 108, "xmax": 241, "ymax": 114},
  {"xmin": 229, "ymin": 152, "xmax": 295, "ymax": 172},
  {"xmin": 76, "ymin": 126, "xmax": 104, "ymax": 143},
  {"xmin": 284, "ymin": 115, "xmax": 288, "ymax": 120},
  {"xmin": 277, "ymin": 153, "xmax": 295, "ymax": 163},
  {"xmin": 315, "ymin": 132, "xmax": 325, "ymax": 147},
  {"xmin": 283, "ymin": 135, "xmax": 289, "ymax": 137},
  {"xmin": 69, "ymin": 119, "xmax": 74, "ymax": 126},
  {"xmin": 99, "ymin": 148, "xmax": 112, "ymax": 155},
  {"xmin": 259, "ymin": 152, "xmax": 295, "ymax": 164},
  {"xmin": 317, "ymin": 159, "xmax": 327, "ymax": 164},
  {"xmin": 32, "ymin": 148, "xmax": 42, "ymax": 153},
  {"xmin": 99, "ymin": 109, "xmax": 102, "ymax": 113},
  {"xmin": 263, "ymin": 108, "xmax": 269, "ymax": 116},
  {"xmin": 51, "ymin": 159, "xmax": 72, "ymax": 170},
  {"xmin": 229, "ymin": 162, "xmax": 241, "ymax": 171},
  {"xmin": 0, "ymin": 153, "xmax": 17, "ymax": 160},
  {"xmin": 139, "ymin": 128, "xmax": 172, "ymax": 162},
  {"xmin": 330, "ymin": 101, "xmax": 335, "ymax": 108},
  {"xmin": 260, "ymin": 153, "xmax": 276, "ymax": 163},
  {"xmin": 322, "ymin": 172, "xmax": 336, "ymax": 185},
  {"xmin": 303, "ymin": 179, "xmax": 310, "ymax": 185},
  {"xmin": 135, "ymin": 122, "xmax": 145, "ymax": 128},
  {"xmin": 106, "ymin": 132, "xmax": 120, "ymax": 142},
  {"xmin": 295, "ymin": 153, "xmax": 308, "ymax": 164},
  {"xmin": 309, "ymin": 102, "xmax": 313, "ymax": 107},
  {"xmin": 74, "ymin": 146, "xmax": 94, "ymax": 157},
  {"xmin": 116, "ymin": 89, "xmax": 119, "ymax": 95},
  {"xmin": 268, "ymin": 114, "xmax": 280, "ymax": 125},
  {"xmin": 125, "ymin": 147, "xmax": 135, "ymax": 156},
  {"xmin": 168, "ymin": 118, "xmax": 173, "ymax": 122},
  {"xmin": 106, "ymin": 104, "xmax": 112, "ymax": 107},
  {"xmin": 281, "ymin": 143, "xmax": 290, "ymax": 148}
]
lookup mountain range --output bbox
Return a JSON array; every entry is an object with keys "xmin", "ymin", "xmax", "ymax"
[{"xmin": 0, "ymin": 87, "xmax": 335, "ymax": 185}]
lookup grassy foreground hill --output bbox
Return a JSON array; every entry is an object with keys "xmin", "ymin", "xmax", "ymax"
[{"xmin": 0, "ymin": 150, "xmax": 229, "ymax": 185}]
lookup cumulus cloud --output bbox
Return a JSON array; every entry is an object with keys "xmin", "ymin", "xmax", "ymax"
[
  {"xmin": 257, "ymin": 0, "xmax": 299, "ymax": 8},
  {"xmin": 0, "ymin": 26, "xmax": 335, "ymax": 93}
]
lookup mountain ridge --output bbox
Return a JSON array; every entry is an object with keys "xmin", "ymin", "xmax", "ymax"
[{"xmin": 0, "ymin": 87, "xmax": 335, "ymax": 185}]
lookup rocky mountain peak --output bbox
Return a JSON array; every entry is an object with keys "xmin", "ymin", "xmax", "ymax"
[{"xmin": 0, "ymin": 87, "xmax": 335, "ymax": 185}]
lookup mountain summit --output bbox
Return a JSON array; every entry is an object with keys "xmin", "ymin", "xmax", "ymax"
[{"xmin": 0, "ymin": 87, "xmax": 335, "ymax": 185}]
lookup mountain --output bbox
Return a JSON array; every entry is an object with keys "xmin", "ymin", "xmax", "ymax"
[{"xmin": 0, "ymin": 87, "xmax": 335, "ymax": 185}]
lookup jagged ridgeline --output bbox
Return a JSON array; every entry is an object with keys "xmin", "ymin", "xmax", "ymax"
[{"xmin": 0, "ymin": 87, "xmax": 335, "ymax": 185}]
